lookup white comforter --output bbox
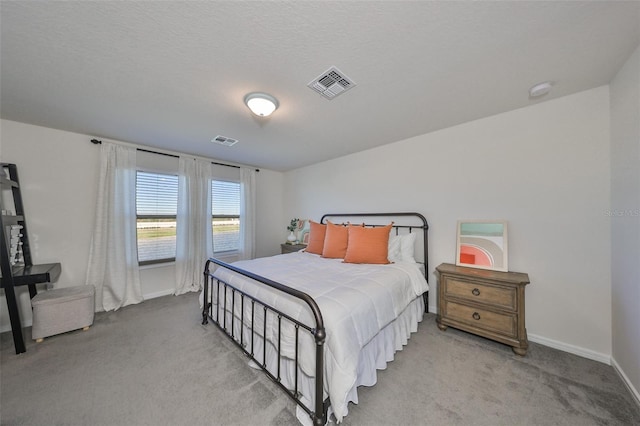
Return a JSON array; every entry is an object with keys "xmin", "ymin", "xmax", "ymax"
[{"xmin": 209, "ymin": 251, "xmax": 429, "ymax": 422}]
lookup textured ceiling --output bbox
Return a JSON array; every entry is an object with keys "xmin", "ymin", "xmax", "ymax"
[{"xmin": 1, "ymin": 1, "xmax": 638, "ymax": 171}]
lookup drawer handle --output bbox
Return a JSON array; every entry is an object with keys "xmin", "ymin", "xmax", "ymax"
[
  {"xmin": 472, "ymin": 312, "xmax": 481, "ymax": 320},
  {"xmin": 472, "ymin": 288, "xmax": 480, "ymax": 296}
]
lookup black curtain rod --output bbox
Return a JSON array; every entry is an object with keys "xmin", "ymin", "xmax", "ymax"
[{"xmin": 90, "ymin": 139, "xmax": 259, "ymax": 172}]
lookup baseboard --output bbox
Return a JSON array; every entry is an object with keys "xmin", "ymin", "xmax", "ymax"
[
  {"xmin": 143, "ymin": 288, "xmax": 175, "ymax": 300},
  {"xmin": 0, "ymin": 318, "xmax": 33, "ymax": 334},
  {"xmin": 611, "ymin": 357, "xmax": 640, "ymax": 408},
  {"xmin": 424, "ymin": 307, "xmax": 611, "ymax": 365},
  {"xmin": 528, "ymin": 333, "xmax": 611, "ymax": 365}
]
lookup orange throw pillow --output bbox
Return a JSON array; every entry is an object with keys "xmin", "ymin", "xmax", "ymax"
[
  {"xmin": 321, "ymin": 221, "xmax": 349, "ymax": 259},
  {"xmin": 344, "ymin": 223, "xmax": 393, "ymax": 264},
  {"xmin": 305, "ymin": 221, "xmax": 327, "ymax": 255}
]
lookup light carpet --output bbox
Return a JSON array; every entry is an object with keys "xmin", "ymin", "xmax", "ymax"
[{"xmin": 1, "ymin": 292, "xmax": 638, "ymax": 425}]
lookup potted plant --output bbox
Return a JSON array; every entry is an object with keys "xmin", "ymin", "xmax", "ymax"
[{"xmin": 286, "ymin": 218, "xmax": 299, "ymax": 243}]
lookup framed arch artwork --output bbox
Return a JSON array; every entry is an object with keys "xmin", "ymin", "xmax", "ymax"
[{"xmin": 456, "ymin": 221, "xmax": 508, "ymax": 272}]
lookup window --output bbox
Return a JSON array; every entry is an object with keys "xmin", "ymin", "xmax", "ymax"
[
  {"xmin": 136, "ymin": 171, "xmax": 178, "ymax": 265},
  {"xmin": 212, "ymin": 180, "xmax": 240, "ymax": 253},
  {"xmin": 135, "ymin": 173, "xmax": 239, "ymax": 262}
]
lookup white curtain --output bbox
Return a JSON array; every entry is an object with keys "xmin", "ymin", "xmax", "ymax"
[
  {"xmin": 239, "ymin": 167, "xmax": 256, "ymax": 260},
  {"xmin": 86, "ymin": 142, "xmax": 143, "ymax": 311},
  {"xmin": 175, "ymin": 157, "xmax": 213, "ymax": 295}
]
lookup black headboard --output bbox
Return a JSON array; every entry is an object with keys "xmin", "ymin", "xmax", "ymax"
[{"xmin": 320, "ymin": 212, "xmax": 429, "ymax": 282}]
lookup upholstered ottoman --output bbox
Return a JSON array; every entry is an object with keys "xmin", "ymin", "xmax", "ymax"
[{"xmin": 31, "ymin": 285, "xmax": 95, "ymax": 342}]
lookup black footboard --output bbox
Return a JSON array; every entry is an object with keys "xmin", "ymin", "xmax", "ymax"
[{"xmin": 202, "ymin": 258, "xmax": 329, "ymax": 425}]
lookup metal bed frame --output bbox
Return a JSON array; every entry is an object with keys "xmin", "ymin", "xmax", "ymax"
[{"xmin": 202, "ymin": 212, "xmax": 429, "ymax": 425}]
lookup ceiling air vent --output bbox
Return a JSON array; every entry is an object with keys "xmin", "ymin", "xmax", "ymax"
[
  {"xmin": 211, "ymin": 135, "xmax": 238, "ymax": 147},
  {"xmin": 307, "ymin": 66, "xmax": 356, "ymax": 100}
]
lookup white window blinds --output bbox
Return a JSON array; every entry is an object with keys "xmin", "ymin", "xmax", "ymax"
[
  {"xmin": 212, "ymin": 180, "xmax": 240, "ymax": 253},
  {"xmin": 136, "ymin": 171, "xmax": 179, "ymax": 264}
]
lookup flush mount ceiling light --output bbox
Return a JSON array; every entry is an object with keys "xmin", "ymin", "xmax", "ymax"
[
  {"xmin": 529, "ymin": 81, "xmax": 553, "ymax": 98},
  {"xmin": 244, "ymin": 92, "xmax": 279, "ymax": 117}
]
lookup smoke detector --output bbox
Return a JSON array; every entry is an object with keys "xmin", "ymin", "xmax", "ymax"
[
  {"xmin": 307, "ymin": 66, "xmax": 356, "ymax": 100},
  {"xmin": 529, "ymin": 81, "xmax": 553, "ymax": 98},
  {"xmin": 211, "ymin": 135, "xmax": 238, "ymax": 147}
]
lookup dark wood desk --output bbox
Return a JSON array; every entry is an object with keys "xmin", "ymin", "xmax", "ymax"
[{"xmin": 8, "ymin": 263, "xmax": 62, "ymax": 288}]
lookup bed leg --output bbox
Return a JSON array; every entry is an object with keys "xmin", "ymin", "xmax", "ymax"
[
  {"xmin": 202, "ymin": 303, "xmax": 209, "ymax": 325},
  {"xmin": 313, "ymin": 328, "xmax": 327, "ymax": 426},
  {"xmin": 203, "ymin": 260, "xmax": 211, "ymax": 326}
]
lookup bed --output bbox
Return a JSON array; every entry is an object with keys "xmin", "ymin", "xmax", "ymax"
[{"xmin": 201, "ymin": 213, "xmax": 429, "ymax": 425}]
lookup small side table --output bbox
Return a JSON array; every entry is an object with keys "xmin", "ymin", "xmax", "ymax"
[
  {"xmin": 436, "ymin": 263, "xmax": 530, "ymax": 356},
  {"xmin": 281, "ymin": 243, "xmax": 306, "ymax": 254}
]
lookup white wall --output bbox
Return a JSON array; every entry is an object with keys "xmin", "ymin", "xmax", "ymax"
[
  {"xmin": 255, "ymin": 169, "xmax": 285, "ymax": 258},
  {"xmin": 0, "ymin": 119, "xmax": 284, "ymax": 332},
  {"xmin": 285, "ymin": 87, "xmax": 612, "ymax": 360},
  {"xmin": 610, "ymin": 44, "xmax": 640, "ymax": 402},
  {"xmin": 0, "ymin": 121, "xmax": 100, "ymax": 333}
]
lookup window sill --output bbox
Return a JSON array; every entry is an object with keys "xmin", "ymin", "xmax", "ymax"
[
  {"xmin": 138, "ymin": 252, "xmax": 239, "ymax": 269},
  {"xmin": 213, "ymin": 251, "xmax": 239, "ymax": 262},
  {"xmin": 139, "ymin": 261, "xmax": 175, "ymax": 270}
]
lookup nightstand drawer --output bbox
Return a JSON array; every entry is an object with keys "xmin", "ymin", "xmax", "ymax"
[
  {"xmin": 444, "ymin": 278, "xmax": 516, "ymax": 311},
  {"xmin": 445, "ymin": 301, "xmax": 516, "ymax": 337}
]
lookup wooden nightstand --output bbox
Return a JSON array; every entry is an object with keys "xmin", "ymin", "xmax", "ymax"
[
  {"xmin": 281, "ymin": 243, "xmax": 306, "ymax": 254},
  {"xmin": 436, "ymin": 263, "xmax": 530, "ymax": 356}
]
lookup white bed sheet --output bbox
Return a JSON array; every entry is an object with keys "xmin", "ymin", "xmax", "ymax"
[{"xmin": 206, "ymin": 251, "xmax": 429, "ymax": 423}]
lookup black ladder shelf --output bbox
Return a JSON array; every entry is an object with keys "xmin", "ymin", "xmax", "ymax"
[{"xmin": 1, "ymin": 163, "xmax": 61, "ymax": 354}]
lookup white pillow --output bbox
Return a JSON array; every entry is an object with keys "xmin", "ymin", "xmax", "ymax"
[
  {"xmin": 387, "ymin": 235, "xmax": 402, "ymax": 262},
  {"xmin": 400, "ymin": 232, "xmax": 417, "ymax": 262},
  {"xmin": 387, "ymin": 233, "xmax": 417, "ymax": 263}
]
